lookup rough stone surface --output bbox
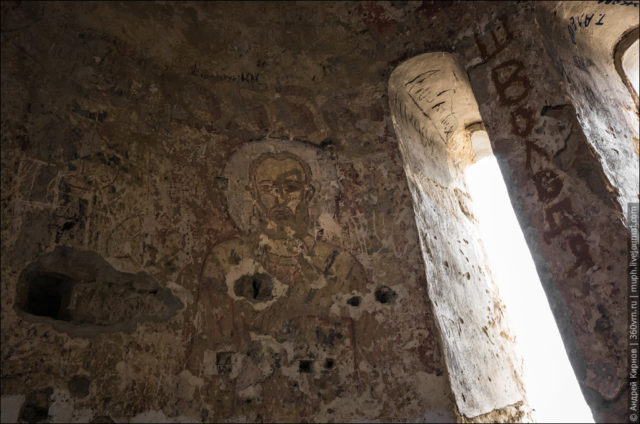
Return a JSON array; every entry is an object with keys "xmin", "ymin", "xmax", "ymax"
[
  {"xmin": 1, "ymin": 1, "xmax": 636, "ymax": 422},
  {"xmin": 463, "ymin": 4, "xmax": 634, "ymax": 422},
  {"xmin": 15, "ymin": 246, "xmax": 183, "ymax": 337},
  {"xmin": 1, "ymin": 2, "xmax": 455, "ymax": 422},
  {"xmin": 389, "ymin": 52, "xmax": 528, "ymax": 419},
  {"xmin": 536, "ymin": 1, "xmax": 639, "ymax": 220}
]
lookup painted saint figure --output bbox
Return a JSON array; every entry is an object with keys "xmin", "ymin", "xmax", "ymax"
[
  {"xmin": 188, "ymin": 149, "xmax": 367, "ymax": 380},
  {"xmin": 244, "ymin": 151, "xmax": 365, "ymax": 292}
]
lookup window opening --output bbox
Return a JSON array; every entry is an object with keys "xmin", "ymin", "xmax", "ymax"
[
  {"xmin": 614, "ymin": 26, "xmax": 640, "ymax": 110},
  {"xmin": 465, "ymin": 131, "xmax": 593, "ymax": 423},
  {"xmin": 622, "ymin": 38, "xmax": 639, "ymax": 95},
  {"xmin": 389, "ymin": 52, "xmax": 594, "ymax": 422}
]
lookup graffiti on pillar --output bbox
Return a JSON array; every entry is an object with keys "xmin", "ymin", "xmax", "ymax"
[
  {"xmin": 596, "ymin": 0, "xmax": 638, "ymax": 6},
  {"xmin": 475, "ymin": 16, "xmax": 594, "ymax": 273},
  {"xmin": 403, "ymin": 69, "xmax": 459, "ymax": 142}
]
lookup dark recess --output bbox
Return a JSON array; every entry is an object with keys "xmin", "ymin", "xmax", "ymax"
[
  {"xmin": 299, "ymin": 360, "xmax": 313, "ymax": 373},
  {"xmin": 375, "ymin": 285, "xmax": 397, "ymax": 304},
  {"xmin": 347, "ymin": 296, "xmax": 362, "ymax": 306},
  {"xmin": 23, "ymin": 272, "xmax": 75, "ymax": 320},
  {"xmin": 233, "ymin": 273, "xmax": 274, "ymax": 303}
]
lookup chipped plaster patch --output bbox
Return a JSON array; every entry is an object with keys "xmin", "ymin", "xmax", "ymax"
[
  {"xmin": 48, "ymin": 388, "xmax": 74, "ymax": 423},
  {"xmin": 224, "ymin": 258, "xmax": 288, "ymax": 310}
]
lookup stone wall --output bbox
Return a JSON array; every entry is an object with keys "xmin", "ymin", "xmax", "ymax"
[
  {"xmin": 0, "ymin": 2, "xmax": 461, "ymax": 422},
  {"xmin": 1, "ymin": 1, "xmax": 636, "ymax": 422},
  {"xmin": 536, "ymin": 1, "xmax": 639, "ymax": 220}
]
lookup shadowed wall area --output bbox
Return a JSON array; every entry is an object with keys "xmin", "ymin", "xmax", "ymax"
[{"xmin": 1, "ymin": 1, "xmax": 637, "ymax": 423}]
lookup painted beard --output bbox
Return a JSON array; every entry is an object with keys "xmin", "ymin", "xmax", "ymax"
[
  {"xmin": 268, "ymin": 205, "xmax": 295, "ymax": 222},
  {"xmin": 259, "ymin": 202, "xmax": 310, "ymax": 238}
]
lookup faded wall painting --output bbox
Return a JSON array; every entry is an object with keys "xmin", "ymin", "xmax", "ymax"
[{"xmin": 187, "ymin": 139, "xmax": 377, "ymax": 413}]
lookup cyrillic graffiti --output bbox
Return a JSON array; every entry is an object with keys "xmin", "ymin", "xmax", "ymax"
[{"xmin": 475, "ymin": 16, "xmax": 595, "ymax": 271}]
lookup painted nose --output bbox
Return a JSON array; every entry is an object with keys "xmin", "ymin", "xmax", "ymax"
[{"xmin": 274, "ymin": 186, "xmax": 287, "ymax": 204}]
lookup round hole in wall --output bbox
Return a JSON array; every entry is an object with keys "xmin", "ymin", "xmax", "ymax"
[
  {"xmin": 299, "ymin": 360, "xmax": 313, "ymax": 373},
  {"xmin": 374, "ymin": 285, "xmax": 397, "ymax": 304}
]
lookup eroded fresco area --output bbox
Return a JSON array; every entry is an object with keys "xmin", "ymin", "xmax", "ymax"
[
  {"xmin": 1, "ymin": 1, "xmax": 634, "ymax": 422},
  {"xmin": 0, "ymin": 2, "xmax": 460, "ymax": 422}
]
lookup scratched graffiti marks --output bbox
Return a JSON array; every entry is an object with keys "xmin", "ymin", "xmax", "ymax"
[
  {"xmin": 565, "ymin": 0, "xmax": 638, "ymax": 45},
  {"xmin": 597, "ymin": 0, "xmax": 638, "ymax": 6},
  {"xmin": 189, "ymin": 63, "xmax": 261, "ymax": 84},
  {"xmin": 404, "ymin": 70, "xmax": 459, "ymax": 142},
  {"xmin": 391, "ymin": 91, "xmax": 435, "ymax": 148}
]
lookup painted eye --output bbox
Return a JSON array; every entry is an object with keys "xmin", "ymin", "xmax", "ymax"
[
  {"xmin": 259, "ymin": 182, "xmax": 274, "ymax": 191},
  {"xmin": 284, "ymin": 182, "xmax": 302, "ymax": 193}
]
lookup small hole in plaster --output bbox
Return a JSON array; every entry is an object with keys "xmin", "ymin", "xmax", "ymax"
[
  {"xmin": 233, "ymin": 273, "xmax": 274, "ymax": 303},
  {"xmin": 375, "ymin": 286, "xmax": 397, "ymax": 304},
  {"xmin": 347, "ymin": 296, "xmax": 361, "ymax": 307},
  {"xmin": 216, "ymin": 352, "xmax": 233, "ymax": 374},
  {"xmin": 299, "ymin": 360, "xmax": 313, "ymax": 373}
]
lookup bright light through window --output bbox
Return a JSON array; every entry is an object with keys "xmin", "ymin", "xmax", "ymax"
[
  {"xmin": 465, "ymin": 131, "xmax": 594, "ymax": 423},
  {"xmin": 622, "ymin": 38, "xmax": 639, "ymax": 95}
]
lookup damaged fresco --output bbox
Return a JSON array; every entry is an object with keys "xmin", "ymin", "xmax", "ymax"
[
  {"xmin": 1, "ymin": 1, "xmax": 635, "ymax": 422},
  {"xmin": 185, "ymin": 139, "xmax": 422, "ymax": 419},
  {"xmin": 0, "ymin": 1, "xmax": 455, "ymax": 417}
]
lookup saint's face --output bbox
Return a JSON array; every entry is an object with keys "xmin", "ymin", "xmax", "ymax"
[{"xmin": 253, "ymin": 157, "xmax": 308, "ymax": 226}]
